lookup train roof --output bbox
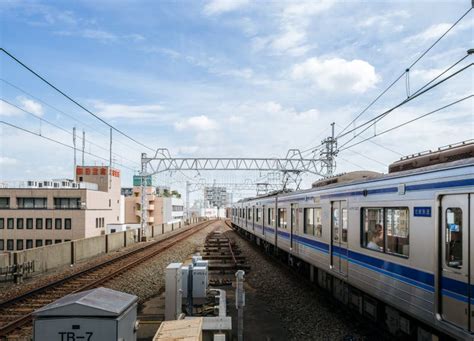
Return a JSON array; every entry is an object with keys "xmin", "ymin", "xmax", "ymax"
[{"xmin": 237, "ymin": 156, "xmax": 473, "ymax": 204}]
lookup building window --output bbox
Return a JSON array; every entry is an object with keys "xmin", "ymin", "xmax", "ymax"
[
  {"xmin": 17, "ymin": 197, "xmax": 47, "ymax": 209},
  {"xmin": 46, "ymin": 218, "xmax": 52, "ymax": 229},
  {"xmin": 17, "ymin": 218, "xmax": 24, "ymax": 229},
  {"xmin": 55, "ymin": 218, "xmax": 62, "ymax": 230},
  {"xmin": 172, "ymin": 205, "xmax": 184, "ymax": 211},
  {"xmin": 0, "ymin": 218, "xmax": 4, "ymax": 229},
  {"xmin": 362, "ymin": 207, "xmax": 409, "ymax": 257},
  {"xmin": 54, "ymin": 239, "xmax": 62, "ymax": 244},
  {"xmin": 54, "ymin": 198, "xmax": 81, "ymax": 209},
  {"xmin": 26, "ymin": 218, "xmax": 33, "ymax": 229},
  {"xmin": 7, "ymin": 218, "xmax": 14, "ymax": 229},
  {"xmin": 101, "ymin": 217, "xmax": 104, "ymax": 227},
  {"xmin": 0, "ymin": 197, "xmax": 10, "ymax": 208},
  {"xmin": 277, "ymin": 208, "xmax": 287, "ymax": 229},
  {"xmin": 36, "ymin": 218, "xmax": 43, "ymax": 229},
  {"xmin": 0, "ymin": 240, "xmax": 4, "ymax": 250},
  {"xmin": 17, "ymin": 239, "xmax": 23, "ymax": 251},
  {"xmin": 7, "ymin": 239, "xmax": 14, "ymax": 250},
  {"xmin": 109, "ymin": 199, "xmax": 111, "ymax": 207},
  {"xmin": 45, "ymin": 240, "xmax": 52, "ymax": 245},
  {"xmin": 96, "ymin": 218, "xmax": 99, "ymax": 228},
  {"xmin": 65, "ymin": 218, "xmax": 72, "ymax": 230},
  {"xmin": 26, "ymin": 240, "xmax": 33, "ymax": 249},
  {"xmin": 35, "ymin": 240, "xmax": 43, "ymax": 248}
]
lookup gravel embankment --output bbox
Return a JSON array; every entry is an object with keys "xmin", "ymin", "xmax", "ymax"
[
  {"xmin": 224, "ymin": 227, "xmax": 390, "ymax": 341},
  {"xmin": 104, "ymin": 224, "xmax": 217, "ymax": 302}
]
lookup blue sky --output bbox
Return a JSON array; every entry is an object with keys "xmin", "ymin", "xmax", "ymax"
[{"xmin": 0, "ymin": 0, "xmax": 472, "ymax": 196}]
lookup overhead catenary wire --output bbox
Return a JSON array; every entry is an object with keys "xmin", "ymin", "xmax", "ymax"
[
  {"xmin": 336, "ymin": 6, "xmax": 473, "ymax": 138},
  {"xmin": 1, "ymin": 120, "xmax": 137, "ymax": 171},
  {"xmin": 0, "ymin": 48, "xmax": 156, "ymax": 153},
  {"xmin": 337, "ymin": 60, "xmax": 472, "ymax": 149},
  {"xmin": 0, "ymin": 78, "xmax": 146, "ymax": 155},
  {"xmin": 0, "ymin": 98, "xmax": 140, "ymax": 168},
  {"xmin": 338, "ymin": 94, "xmax": 473, "ymax": 152}
]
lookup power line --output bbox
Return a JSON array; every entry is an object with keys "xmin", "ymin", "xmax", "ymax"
[
  {"xmin": 0, "ymin": 120, "xmax": 137, "ymax": 171},
  {"xmin": 336, "ymin": 6, "xmax": 473, "ymax": 138},
  {"xmin": 338, "ymin": 95, "xmax": 473, "ymax": 152},
  {"xmin": 338, "ymin": 60, "xmax": 472, "ymax": 149},
  {"xmin": 0, "ymin": 98, "xmax": 140, "ymax": 168},
  {"xmin": 0, "ymin": 78, "xmax": 146, "ymax": 155},
  {"xmin": 1, "ymin": 48, "xmax": 156, "ymax": 153}
]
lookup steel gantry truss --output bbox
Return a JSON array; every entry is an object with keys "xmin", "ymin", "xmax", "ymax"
[{"xmin": 138, "ymin": 127, "xmax": 338, "ymax": 237}]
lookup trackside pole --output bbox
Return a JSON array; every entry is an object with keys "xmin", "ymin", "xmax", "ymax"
[{"xmin": 235, "ymin": 270, "xmax": 245, "ymax": 341}]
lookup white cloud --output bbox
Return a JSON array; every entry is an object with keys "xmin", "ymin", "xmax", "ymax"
[
  {"xmin": 358, "ymin": 10, "xmax": 409, "ymax": 30},
  {"xmin": 291, "ymin": 57, "xmax": 380, "ymax": 93},
  {"xmin": 0, "ymin": 101, "xmax": 23, "ymax": 117},
  {"xmin": 93, "ymin": 101, "xmax": 164, "ymax": 119},
  {"xmin": 254, "ymin": 1, "xmax": 334, "ymax": 56},
  {"xmin": 81, "ymin": 29, "xmax": 117, "ymax": 42},
  {"xmin": 408, "ymin": 19, "xmax": 474, "ymax": 44},
  {"xmin": 18, "ymin": 97, "xmax": 44, "ymax": 116},
  {"xmin": 204, "ymin": 0, "xmax": 249, "ymax": 16},
  {"xmin": 0, "ymin": 156, "xmax": 18, "ymax": 166},
  {"xmin": 174, "ymin": 115, "xmax": 218, "ymax": 131}
]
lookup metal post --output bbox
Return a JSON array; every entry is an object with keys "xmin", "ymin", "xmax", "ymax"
[
  {"xmin": 140, "ymin": 153, "xmax": 148, "ymax": 241},
  {"xmin": 72, "ymin": 127, "xmax": 76, "ymax": 178},
  {"xmin": 186, "ymin": 264, "xmax": 193, "ymax": 316},
  {"xmin": 81, "ymin": 130, "xmax": 85, "ymax": 166},
  {"xmin": 186, "ymin": 180, "xmax": 190, "ymax": 222},
  {"xmin": 235, "ymin": 270, "xmax": 245, "ymax": 341}
]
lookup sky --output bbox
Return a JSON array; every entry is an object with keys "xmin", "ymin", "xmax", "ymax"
[{"xmin": 0, "ymin": 0, "xmax": 473, "ymax": 200}]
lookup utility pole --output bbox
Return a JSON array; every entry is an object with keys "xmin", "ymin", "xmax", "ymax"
[
  {"xmin": 81, "ymin": 130, "xmax": 85, "ymax": 166},
  {"xmin": 320, "ymin": 122, "xmax": 337, "ymax": 176},
  {"xmin": 235, "ymin": 270, "xmax": 245, "ymax": 341},
  {"xmin": 109, "ymin": 127, "xmax": 112, "ymax": 189},
  {"xmin": 186, "ymin": 180, "xmax": 190, "ymax": 223},
  {"xmin": 73, "ymin": 127, "xmax": 76, "ymax": 178},
  {"xmin": 140, "ymin": 153, "xmax": 148, "ymax": 241}
]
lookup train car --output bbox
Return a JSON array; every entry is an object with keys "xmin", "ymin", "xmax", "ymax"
[{"xmin": 231, "ymin": 141, "xmax": 474, "ymax": 340}]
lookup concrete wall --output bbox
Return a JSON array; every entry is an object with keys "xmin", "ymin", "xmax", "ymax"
[
  {"xmin": 107, "ymin": 231, "xmax": 126, "ymax": 252},
  {"xmin": 18, "ymin": 241, "xmax": 72, "ymax": 273},
  {"xmin": 1, "ymin": 218, "xmax": 206, "ymax": 282},
  {"xmin": 73, "ymin": 235, "xmax": 106, "ymax": 263}
]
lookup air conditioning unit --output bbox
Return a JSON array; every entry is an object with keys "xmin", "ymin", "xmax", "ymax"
[
  {"xmin": 42, "ymin": 181, "xmax": 53, "ymax": 188},
  {"xmin": 26, "ymin": 180, "xmax": 38, "ymax": 188}
]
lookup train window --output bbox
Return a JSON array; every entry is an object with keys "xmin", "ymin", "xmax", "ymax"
[
  {"xmin": 268, "ymin": 208, "xmax": 274, "ymax": 226},
  {"xmin": 362, "ymin": 208, "xmax": 384, "ymax": 252},
  {"xmin": 256, "ymin": 208, "xmax": 262, "ymax": 223},
  {"xmin": 332, "ymin": 207, "xmax": 339, "ymax": 241},
  {"xmin": 291, "ymin": 206, "xmax": 297, "ymax": 231},
  {"xmin": 445, "ymin": 208, "xmax": 462, "ymax": 269},
  {"xmin": 315, "ymin": 208, "xmax": 322, "ymax": 237},
  {"xmin": 304, "ymin": 208, "xmax": 315, "ymax": 235},
  {"xmin": 341, "ymin": 208, "xmax": 348, "ymax": 242},
  {"xmin": 385, "ymin": 208, "xmax": 409, "ymax": 257},
  {"xmin": 278, "ymin": 208, "xmax": 287, "ymax": 229},
  {"xmin": 362, "ymin": 207, "xmax": 409, "ymax": 257}
]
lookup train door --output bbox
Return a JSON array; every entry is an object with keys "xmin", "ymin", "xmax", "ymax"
[
  {"xmin": 439, "ymin": 194, "xmax": 471, "ymax": 331},
  {"xmin": 262, "ymin": 205, "xmax": 265, "ymax": 237},
  {"xmin": 290, "ymin": 203, "xmax": 299, "ymax": 251},
  {"xmin": 331, "ymin": 201, "xmax": 348, "ymax": 276},
  {"xmin": 252, "ymin": 206, "xmax": 255, "ymax": 231}
]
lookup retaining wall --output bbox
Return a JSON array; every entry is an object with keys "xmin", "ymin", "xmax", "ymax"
[{"xmin": 18, "ymin": 241, "xmax": 72, "ymax": 273}]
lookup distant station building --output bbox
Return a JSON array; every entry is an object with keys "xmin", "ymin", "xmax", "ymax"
[
  {"xmin": 123, "ymin": 176, "xmax": 184, "ymax": 229},
  {"xmin": 0, "ymin": 166, "xmax": 123, "ymax": 252}
]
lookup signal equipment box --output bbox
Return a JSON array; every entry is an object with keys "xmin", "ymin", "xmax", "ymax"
[{"xmin": 33, "ymin": 287, "xmax": 138, "ymax": 341}]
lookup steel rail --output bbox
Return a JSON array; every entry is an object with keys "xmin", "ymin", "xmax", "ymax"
[{"xmin": 0, "ymin": 220, "xmax": 214, "ymax": 339}]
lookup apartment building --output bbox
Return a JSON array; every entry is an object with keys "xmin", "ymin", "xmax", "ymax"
[
  {"xmin": 124, "ymin": 186, "xmax": 184, "ymax": 227},
  {"xmin": 0, "ymin": 166, "xmax": 122, "ymax": 252}
]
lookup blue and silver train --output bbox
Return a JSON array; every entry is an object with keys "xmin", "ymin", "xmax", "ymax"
[{"xmin": 231, "ymin": 142, "xmax": 474, "ymax": 340}]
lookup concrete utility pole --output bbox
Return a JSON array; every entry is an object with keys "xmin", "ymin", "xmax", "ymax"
[
  {"xmin": 73, "ymin": 127, "xmax": 76, "ymax": 178},
  {"xmin": 109, "ymin": 127, "xmax": 112, "ymax": 189},
  {"xmin": 235, "ymin": 270, "xmax": 245, "ymax": 341},
  {"xmin": 186, "ymin": 180, "xmax": 190, "ymax": 222},
  {"xmin": 320, "ymin": 122, "xmax": 338, "ymax": 176},
  {"xmin": 140, "ymin": 153, "xmax": 148, "ymax": 241},
  {"xmin": 81, "ymin": 130, "xmax": 85, "ymax": 166}
]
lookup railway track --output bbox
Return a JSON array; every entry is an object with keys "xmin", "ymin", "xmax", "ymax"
[{"xmin": 0, "ymin": 220, "xmax": 215, "ymax": 340}]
